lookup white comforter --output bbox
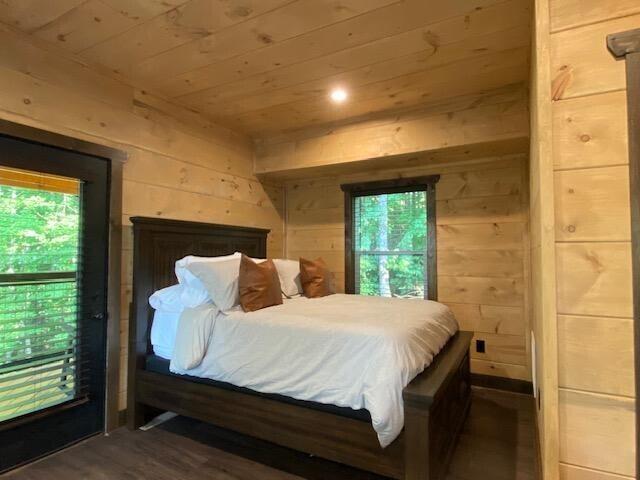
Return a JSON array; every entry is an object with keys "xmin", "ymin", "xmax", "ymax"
[{"xmin": 169, "ymin": 294, "xmax": 458, "ymax": 447}]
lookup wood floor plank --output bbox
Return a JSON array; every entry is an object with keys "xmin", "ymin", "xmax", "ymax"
[{"xmin": 6, "ymin": 388, "xmax": 538, "ymax": 480}]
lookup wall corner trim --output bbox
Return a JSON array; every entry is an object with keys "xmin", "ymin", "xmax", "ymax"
[{"xmin": 607, "ymin": 28, "xmax": 640, "ymax": 59}]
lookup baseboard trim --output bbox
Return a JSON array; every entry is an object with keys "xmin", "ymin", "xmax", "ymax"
[{"xmin": 471, "ymin": 373, "xmax": 533, "ymax": 395}]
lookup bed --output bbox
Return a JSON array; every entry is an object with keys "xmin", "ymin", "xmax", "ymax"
[{"xmin": 127, "ymin": 217, "xmax": 472, "ymax": 480}]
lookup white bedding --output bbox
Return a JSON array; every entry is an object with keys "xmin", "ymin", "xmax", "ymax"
[
  {"xmin": 168, "ymin": 294, "xmax": 458, "ymax": 447},
  {"xmin": 150, "ymin": 309, "xmax": 182, "ymax": 359}
]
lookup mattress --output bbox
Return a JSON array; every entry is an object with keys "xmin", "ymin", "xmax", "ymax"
[
  {"xmin": 145, "ymin": 354, "xmax": 371, "ymax": 422},
  {"xmin": 168, "ymin": 294, "xmax": 458, "ymax": 447}
]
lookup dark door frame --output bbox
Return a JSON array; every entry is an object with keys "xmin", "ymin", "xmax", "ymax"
[
  {"xmin": 607, "ymin": 28, "xmax": 640, "ymax": 477},
  {"xmin": 0, "ymin": 119, "xmax": 126, "ymax": 432}
]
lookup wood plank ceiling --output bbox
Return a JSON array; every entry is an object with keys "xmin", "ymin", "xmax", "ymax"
[{"xmin": 0, "ymin": 0, "xmax": 531, "ymax": 138}]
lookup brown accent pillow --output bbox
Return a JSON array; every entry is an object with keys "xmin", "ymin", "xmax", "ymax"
[
  {"xmin": 238, "ymin": 255, "xmax": 283, "ymax": 312},
  {"xmin": 299, "ymin": 257, "xmax": 333, "ymax": 298}
]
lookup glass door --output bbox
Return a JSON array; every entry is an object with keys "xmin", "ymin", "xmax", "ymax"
[
  {"xmin": 0, "ymin": 170, "xmax": 82, "ymax": 422},
  {"xmin": 0, "ymin": 134, "xmax": 109, "ymax": 472}
]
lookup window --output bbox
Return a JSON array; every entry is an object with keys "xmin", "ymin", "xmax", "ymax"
[
  {"xmin": 0, "ymin": 168, "xmax": 81, "ymax": 422},
  {"xmin": 342, "ymin": 176, "xmax": 439, "ymax": 299}
]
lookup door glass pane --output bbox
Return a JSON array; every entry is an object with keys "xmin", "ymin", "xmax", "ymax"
[
  {"xmin": 354, "ymin": 191, "xmax": 427, "ymax": 298},
  {"xmin": 0, "ymin": 168, "xmax": 81, "ymax": 422}
]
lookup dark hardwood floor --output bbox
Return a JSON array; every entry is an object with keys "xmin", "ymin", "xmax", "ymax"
[{"xmin": 4, "ymin": 387, "xmax": 538, "ymax": 480}]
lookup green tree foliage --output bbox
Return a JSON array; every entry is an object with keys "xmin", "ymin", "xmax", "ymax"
[
  {"xmin": 354, "ymin": 191, "xmax": 427, "ymax": 298},
  {"xmin": 0, "ymin": 185, "xmax": 79, "ymax": 366},
  {"xmin": 0, "ymin": 186, "xmax": 79, "ymax": 273}
]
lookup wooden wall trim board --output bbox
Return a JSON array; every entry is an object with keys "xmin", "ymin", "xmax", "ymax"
[
  {"xmin": 608, "ymin": 28, "xmax": 640, "ymax": 480},
  {"xmin": 530, "ymin": 0, "xmax": 560, "ymax": 478}
]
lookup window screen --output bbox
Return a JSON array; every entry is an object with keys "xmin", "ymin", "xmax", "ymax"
[
  {"xmin": 353, "ymin": 190, "xmax": 428, "ymax": 298},
  {"xmin": 0, "ymin": 169, "xmax": 82, "ymax": 422}
]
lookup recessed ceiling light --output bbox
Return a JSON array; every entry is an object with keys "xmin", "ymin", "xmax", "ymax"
[{"xmin": 329, "ymin": 88, "xmax": 348, "ymax": 103}]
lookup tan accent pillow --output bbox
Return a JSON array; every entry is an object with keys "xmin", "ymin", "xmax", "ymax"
[
  {"xmin": 299, "ymin": 257, "xmax": 333, "ymax": 298},
  {"xmin": 238, "ymin": 254, "xmax": 283, "ymax": 312}
]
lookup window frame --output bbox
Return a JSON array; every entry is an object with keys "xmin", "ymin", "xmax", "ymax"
[{"xmin": 341, "ymin": 175, "xmax": 439, "ymax": 300}]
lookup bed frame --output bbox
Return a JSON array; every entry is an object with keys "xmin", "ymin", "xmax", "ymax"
[{"xmin": 127, "ymin": 216, "xmax": 472, "ymax": 480}]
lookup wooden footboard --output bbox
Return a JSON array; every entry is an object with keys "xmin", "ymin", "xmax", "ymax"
[{"xmin": 403, "ymin": 331, "xmax": 472, "ymax": 480}]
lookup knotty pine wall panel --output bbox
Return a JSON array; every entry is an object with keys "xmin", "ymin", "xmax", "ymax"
[{"xmin": 548, "ymin": 0, "xmax": 636, "ymax": 476}]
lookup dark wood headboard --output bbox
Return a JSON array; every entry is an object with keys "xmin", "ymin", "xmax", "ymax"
[{"xmin": 127, "ymin": 216, "xmax": 269, "ymax": 421}]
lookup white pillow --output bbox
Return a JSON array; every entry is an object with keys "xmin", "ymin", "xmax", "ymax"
[
  {"xmin": 175, "ymin": 252, "xmax": 241, "ymax": 287},
  {"xmin": 149, "ymin": 284, "xmax": 185, "ymax": 313},
  {"xmin": 186, "ymin": 257, "xmax": 242, "ymax": 312},
  {"xmin": 148, "ymin": 283, "xmax": 211, "ymax": 310},
  {"xmin": 273, "ymin": 259, "xmax": 303, "ymax": 298},
  {"xmin": 174, "ymin": 253, "xmax": 241, "ymax": 306}
]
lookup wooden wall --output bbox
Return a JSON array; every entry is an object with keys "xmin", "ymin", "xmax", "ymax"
[
  {"xmin": 0, "ymin": 25, "xmax": 285, "ymax": 413},
  {"xmin": 531, "ymin": 0, "xmax": 638, "ymax": 478},
  {"xmin": 285, "ymin": 154, "xmax": 531, "ymax": 381},
  {"xmin": 551, "ymin": 5, "xmax": 636, "ymax": 477}
]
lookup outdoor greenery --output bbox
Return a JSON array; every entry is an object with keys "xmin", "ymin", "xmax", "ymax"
[
  {"xmin": 0, "ymin": 183, "xmax": 80, "ymax": 421},
  {"xmin": 354, "ymin": 190, "xmax": 427, "ymax": 298},
  {"xmin": 0, "ymin": 185, "xmax": 79, "ymax": 274}
]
